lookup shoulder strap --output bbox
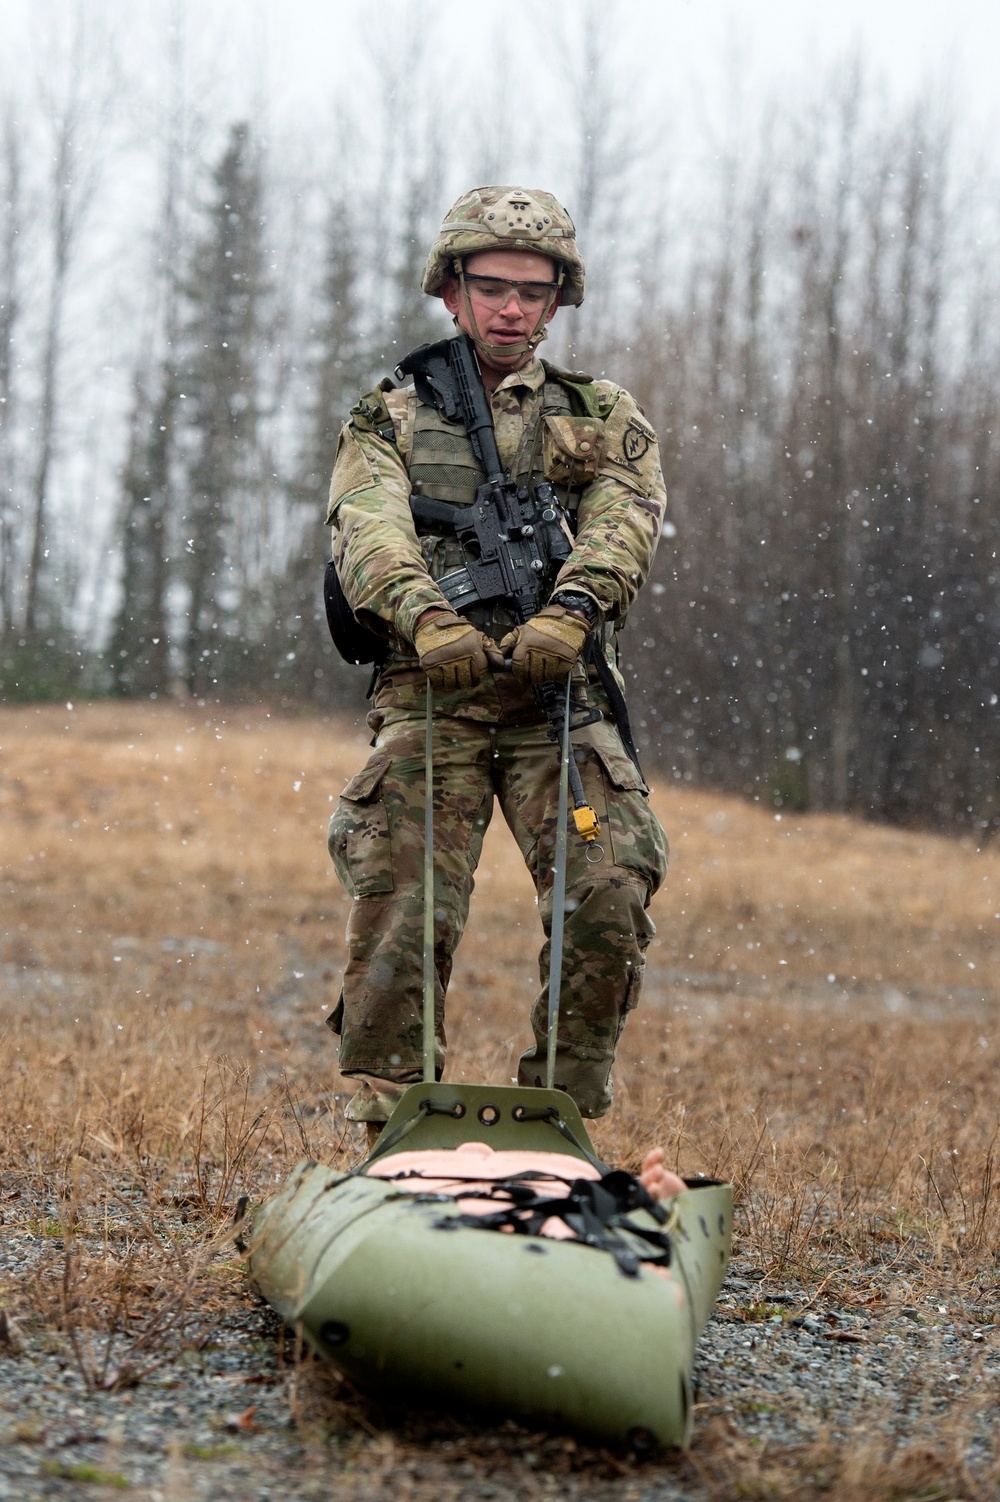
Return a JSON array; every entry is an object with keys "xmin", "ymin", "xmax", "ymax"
[
  {"xmin": 350, "ymin": 377, "xmax": 398, "ymax": 444},
  {"xmin": 585, "ymin": 637, "xmax": 645, "ymax": 780},
  {"xmin": 324, "ymin": 376, "xmax": 397, "ymax": 681},
  {"xmin": 541, "ymin": 361, "xmax": 612, "ymax": 421}
]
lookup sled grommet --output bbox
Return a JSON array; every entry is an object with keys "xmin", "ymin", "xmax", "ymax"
[
  {"xmin": 420, "ymin": 1097, "xmax": 466, "ymax": 1119},
  {"xmin": 319, "ymin": 1320, "xmax": 350, "ymax": 1347}
]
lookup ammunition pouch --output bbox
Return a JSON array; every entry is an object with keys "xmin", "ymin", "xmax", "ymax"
[{"xmin": 323, "ymin": 561, "xmax": 388, "ymax": 667}]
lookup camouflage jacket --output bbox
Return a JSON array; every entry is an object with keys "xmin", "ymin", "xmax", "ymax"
[{"xmin": 326, "ymin": 355, "xmax": 667, "ymax": 709}]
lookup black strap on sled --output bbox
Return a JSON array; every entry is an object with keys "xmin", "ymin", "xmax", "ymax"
[
  {"xmin": 378, "ymin": 1167, "xmax": 578, "ymax": 1188},
  {"xmin": 435, "ymin": 1169, "xmax": 673, "ymax": 1279},
  {"xmin": 350, "ymin": 1093, "xmax": 468, "ymax": 1177},
  {"xmin": 511, "ymin": 1102, "xmax": 609, "ymax": 1174}
]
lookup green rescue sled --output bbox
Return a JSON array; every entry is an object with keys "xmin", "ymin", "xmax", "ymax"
[
  {"xmin": 250, "ymin": 1081, "xmax": 732, "ymax": 1449},
  {"xmin": 250, "ymin": 684, "xmax": 731, "ymax": 1448}
]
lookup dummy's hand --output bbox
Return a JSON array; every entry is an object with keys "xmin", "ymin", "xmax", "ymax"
[
  {"xmin": 499, "ymin": 606, "xmax": 589, "ymax": 687},
  {"xmin": 638, "ymin": 1148, "xmax": 686, "ymax": 1203},
  {"xmin": 413, "ymin": 611, "xmax": 489, "ymax": 692}
]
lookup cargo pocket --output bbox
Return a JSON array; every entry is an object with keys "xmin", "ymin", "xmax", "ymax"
[
  {"xmin": 327, "ymin": 751, "xmax": 394, "ymax": 897},
  {"xmin": 543, "ymin": 415, "xmax": 606, "ymax": 487},
  {"xmin": 614, "ymin": 959, "xmax": 646, "ymax": 1048},
  {"xmin": 624, "ymin": 957, "xmax": 645, "ymax": 1013},
  {"xmin": 584, "ymin": 728, "xmax": 668, "ymax": 893}
]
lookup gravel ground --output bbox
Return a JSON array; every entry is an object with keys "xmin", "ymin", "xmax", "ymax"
[
  {"xmin": 3, "ymin": 1226, "xmax": 999, "ymax": 1501},
  {"xmin": 4, "ymin": 951, "xmax": 999, "ymax": 1496},
  {"xmin": 4, "ymin": 982, "xmax": 1000, "ymax": 1499},
  {"xmin": 6, "ymin": 706, "xmax": 1000, "ymax": 1495}
]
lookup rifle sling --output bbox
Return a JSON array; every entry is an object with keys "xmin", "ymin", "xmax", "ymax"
[{"xmin": 586, "ymin": 636, "xmax": 645, "ymax": 780}]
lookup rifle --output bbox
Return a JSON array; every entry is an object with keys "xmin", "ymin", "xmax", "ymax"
[
  {"xmin": 396, "ymin": 333, "xmax": 575, "ymax": 623},
  {"xmin": 396, "ymin": 333, "xmax": 604, "ymax": 853}
]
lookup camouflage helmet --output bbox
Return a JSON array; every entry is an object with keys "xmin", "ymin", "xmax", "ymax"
[{"xmin": 422, "ymin": 186, "xmax": 585, "ymax": 307}]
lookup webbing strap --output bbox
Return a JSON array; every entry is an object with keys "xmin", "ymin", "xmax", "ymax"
[
  {"xmin": 544, "ymin": 1111, "xmax": 611, "ymax": 1174},
  {"xmin": 545, "ymin": 681, "xmax": 572, "ymax": 1089},
  {"xmin": 437, "ymin": 1170, "xmax": 673, "ymax": 1279},
  {"xmin": 507, "ymin": 1102, "xmax": 609, "ymax": 1174},
  {"xmin": 352, "ymin": 1094, "xmax": 471, "ymax": 1177},
  {"xmin": 422, "ymin": 681, "xmax": 436, "ymax": 1083},
  {"xmin": 348, "ymin": 1104, "xmax": 429, "ymax": 1176}
]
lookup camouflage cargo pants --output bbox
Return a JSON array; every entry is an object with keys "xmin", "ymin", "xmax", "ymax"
[{"xmin": 326, "ymin": 707, "xmax": 668, "ymax": 1121}]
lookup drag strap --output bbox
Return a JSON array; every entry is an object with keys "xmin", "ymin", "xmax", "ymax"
[
  {"xmin": 546, "ymin": 1112, "xmax": 610, "ymax": 1173},
  {"xmin": 437, "ymin": 1170, "xmax": 673, "ymax": 1279},
  {"xmin": 510, "ymin": 1102, "xmax": 609, "ymax": 1174},
  {"xmin": 348, "ymin": 1108, "xmax": 427, "ymax": 1175}
]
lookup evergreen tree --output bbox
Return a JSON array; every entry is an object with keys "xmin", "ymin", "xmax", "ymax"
[
  {"xmin": 179, "ymin": 122, "xmax": 264, "ymax": 695},
  {"xmin": 389, "ymin": 170, "xmax": 445, "ymax": 358},
  {"xmin": 107, "ymin": 374, "xmax": 172, "ymax": 696},
  {"xmin": 277, "ymin": 196, "xmax": 369, "ymax": 703}
]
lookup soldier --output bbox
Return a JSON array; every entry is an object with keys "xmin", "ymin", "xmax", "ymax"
[{"xmin": 325, "ymin": 186, "xmax": 669, "ymax": 1139}]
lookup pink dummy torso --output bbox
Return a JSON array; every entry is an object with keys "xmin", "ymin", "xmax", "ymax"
[{"xmin": 366, "ymin": 1141, "xmax": 685, "ymax": 1241}]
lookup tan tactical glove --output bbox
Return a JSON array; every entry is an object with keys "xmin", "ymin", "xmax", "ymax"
[
  {"xmin": 413, "ymin": 611, "xmax": 489, "ymax": 692},
  {"xmin": 500, "ymin": 606, "xmax": 590, "ymax": 687}
]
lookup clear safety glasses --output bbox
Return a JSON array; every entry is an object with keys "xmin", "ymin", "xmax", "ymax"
[{"xmin": 462, "ymin": 272, "xmax": 560, "ymax": 311}]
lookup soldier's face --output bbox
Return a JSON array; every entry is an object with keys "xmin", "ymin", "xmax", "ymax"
[{"xmin": 442, "ymin": 250, "xmax": 560, "ymax": 372}]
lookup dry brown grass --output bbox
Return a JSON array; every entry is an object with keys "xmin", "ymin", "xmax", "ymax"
[{"xmin": 2, "ymin": 699, "xmax": 1000, "ymax": 1497}]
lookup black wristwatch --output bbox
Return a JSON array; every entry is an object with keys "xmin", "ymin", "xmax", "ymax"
[{"xmin": 550, "ymin": 591, "xmax": 599, "ymax": 626}]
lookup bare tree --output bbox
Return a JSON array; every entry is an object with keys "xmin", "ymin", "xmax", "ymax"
[
  {"xmin": 787, "ymin": 62, "xmax": 862, "ymax": 810},
  {"xmin": 554, "ymin": 0, "xmax": 646, "ymax": 360},
  {"xmin": 0, "ymin": 108, "xmax": 21, "ymax": 634},
  {"xmin": 108, "ymin": 4, "xmax": 188, "ymax": 697},
  {"xmin": 23, "ymin": 6, "xmax": 113, "ymax": 637},
  {"xmin": 274, "ymin": 194, "xmax": 368, "ymax": 704}
]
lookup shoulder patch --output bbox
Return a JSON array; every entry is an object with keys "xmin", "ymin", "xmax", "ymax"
[{"xmin": 599, "ymin": 393, "xmax": 659, "ymax": 497}]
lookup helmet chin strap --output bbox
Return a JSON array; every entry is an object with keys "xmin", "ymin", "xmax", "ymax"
[{"xmin": 456, "ymin": 261, "xmax": 561, "ymax": 365}]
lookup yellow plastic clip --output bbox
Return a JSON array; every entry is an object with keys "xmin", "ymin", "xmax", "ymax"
[{"xmin": 573, "ymin": 804, "xmax": 601, "ymax": 843}]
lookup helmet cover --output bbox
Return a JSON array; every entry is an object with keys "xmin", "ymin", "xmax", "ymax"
[{"xmin": 421, "ymin": 185, "xmax": 585, "ymax": 306}]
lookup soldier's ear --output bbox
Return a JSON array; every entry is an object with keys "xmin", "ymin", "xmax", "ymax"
[
  {"xmin": 441, "ymin": 277, "xmax": 461, "ymax": 316},
  {"xmin": 544, "ymin": 290, "xmax": 562, "ymax": 324}
]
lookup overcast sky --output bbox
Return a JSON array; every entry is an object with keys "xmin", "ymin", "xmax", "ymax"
[
  {"xmin": 3, "ymin": 0, "xmax": 998, "ymax": 643},
  {"xmin": 211, "ymin": 0, "xmax": 1000, "ymax": 142},
  {"xmin": 7, "ymin": 0, "xmax": 1000, "ymax": 143}
]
